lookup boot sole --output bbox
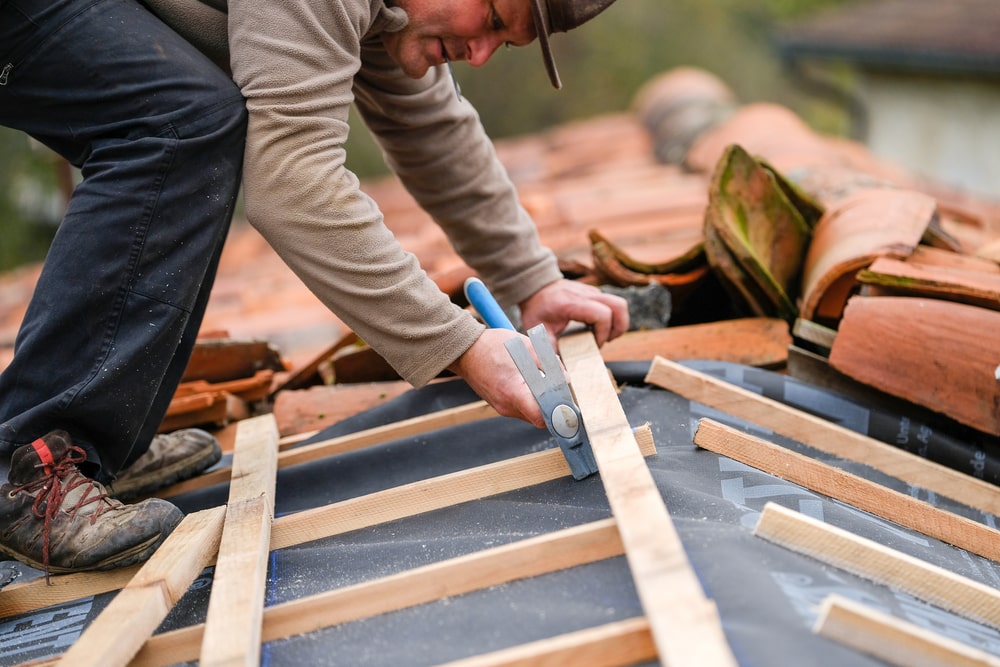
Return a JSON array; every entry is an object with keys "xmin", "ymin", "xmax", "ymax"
[
  {"xmin": 110, "ymin": 441, "xmax": 222, "ymax": 500},
  {"xmin": 0, "ymin": 533, "xmax": 166, "ymax": 575}
]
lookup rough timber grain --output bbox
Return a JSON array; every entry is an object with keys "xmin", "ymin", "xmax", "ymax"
[
  {"xmin": 131, "ymin": 520, "xmax": 627, "ymax": 666},
  {"xmin": 158, "ymin": 400, "xmax": 499, "ymax": 498},
  {"xmin": 270, "ymin": 426, "xmax": 654, "ymax": 552},
  {"xmin": 815, "ymin": 595, "xmax": 1000, "ymax": 667},
  {"xmin": 560, "ymin": 331, "xmax": 737, "ymax": 667},
  {"xmin": 435, "ymin": 617, "xmax": 656, "ymax": 667},
  {"xmin": 53, "ymin": 507, "xmax": 225, "ymax": 667},
  {"xmin": 645, "ymin": 356, "xmax": 1000, "ymax": 517},
  {"xmin": 199, "ymin": 414, "xmax": 278, "ymax": 667},
  {"xmin": 0, "ymin": 567, "xmax": 139, "ymax": 620},
  {"xmin": 3, "ymin": 430, "xmax": 655, "ymax": 618},
  {"xmin": 755, "ymin": 503, "xmax": 1000, "ymax": 631},
  {"xmin": 695, "ymin": 419, "xmax": 1000, "ymax": 562}
]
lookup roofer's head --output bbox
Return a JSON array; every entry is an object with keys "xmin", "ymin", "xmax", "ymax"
[{"xmin": 381, "ymin": 0, "xmax": 619, "ymax": 89}]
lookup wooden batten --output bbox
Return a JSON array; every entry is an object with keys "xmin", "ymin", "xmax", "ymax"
[
  {"xmin": 645, "ymin": 356, "xmax": 1000, "ymax": 517},
  {"xmin": 132, "ymin": 520, "xmax": 628, "ymax": 666},
  {"xmin": 158, "ymin": 400, "xmax": 500, "ymax": 498},
  {"xmin": 199, "ymin": 414, "xmax": 279, "ymax": 667},
  {"xmin": 755, "ymin": 503, "xmax": 1000, "ymax": 631},
  {"xmin": 561, "ymin": 331, "xmax": 737, "ymax": 666},
  {"xmin": 269, "ymin": 427, "xmax": 654, "ymax": 553},
  {"xmin": 51, "ymin": 507, "xmax": 225, "ymax": 667},
  {"xmin": 6, "ymin": 427, "xmax": 656, "ymax": 620},
  {"xmin": 435, "ymin": 617, "xmax": 656, "ymax": 667},
  {"xmin": 694, "ymin": 419, "xmax": 1000, "ymax": 562},
  {"xmin": 815, "ymin": 595, "xmax": 1000, "ymax": 667}
]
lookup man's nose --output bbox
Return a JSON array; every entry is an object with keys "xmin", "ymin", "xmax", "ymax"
[{"xmin": 465, "ymin": 37, "xmax": 504, "ymax": 67}]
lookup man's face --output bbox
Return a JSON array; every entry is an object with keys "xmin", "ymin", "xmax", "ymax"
[{"xmin": 382, "ymin": 0, "xmax": 538, "ymax": 79}]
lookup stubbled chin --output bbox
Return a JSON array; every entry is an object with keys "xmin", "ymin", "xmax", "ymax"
[
  {"xmin": 381, "ymin": 35, "xmax": 433, "ymax": 79},
  {"xmin": 399, "ymin": 59, "xmax": 431, "ymax": 79}
]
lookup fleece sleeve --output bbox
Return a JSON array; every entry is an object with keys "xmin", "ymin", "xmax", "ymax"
[
  {"xmin": 351, "ymin": 43, "xmax": 563, "ymax": 310},
  {"xmin": 227, "ymin": 0, "xmax": 485, "ymax": 386}
]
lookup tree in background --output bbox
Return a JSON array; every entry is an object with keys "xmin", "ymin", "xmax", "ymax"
[{"xmin": 0, "ymin": 130, "xmax": 67, "ymax": 272}]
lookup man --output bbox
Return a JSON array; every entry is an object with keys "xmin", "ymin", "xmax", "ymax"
[{"xmin": 0, "ymin": 0, "xmax": 628, "ymax": 577}]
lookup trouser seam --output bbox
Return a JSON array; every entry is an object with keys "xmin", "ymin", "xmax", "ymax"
[
  {"xmin": 58, "ymin": 124, "xmax": 181, "ymax": 418},
  {"xmin": 0, "ymin": 0, "xmax": 104, "ymax": 86}
]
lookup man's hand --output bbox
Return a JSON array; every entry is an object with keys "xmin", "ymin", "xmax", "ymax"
[
  {"xmin": 520, "ymin": 279, "xmax": 630, "ymax": 346},
  {"xmin": 448, "ymin": 328, "xmax": 546, "ymax": 429},
  {"xmin": 449, "ymin": 279, "xmax": 629, "ymax": 429}
]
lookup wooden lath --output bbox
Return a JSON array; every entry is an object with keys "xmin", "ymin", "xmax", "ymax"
[
  {"xmin": 130, "ymin": 520, "xmax": 629, "ymax": 665},
  {"xmin": 694, "ymin": 418, "xmax": 1000, "ymax": 562},
  {"xmin": 51, "ymin": 507, "xmax": 225, "ymax": 667},
  {"xmin": 754, "ymin": 503, "xmax": 1000, "ymax": 632},
  {"xmin": 560, "ymin": 332, "xmax": 738, "ymax": 666},
  {"xmin": 200, "ymin": 414, "xmax": 278, "ymax": 666},
  {"xmin": 814, "ymin": 595, "xmax": 1000, "ymax": 667},
  {"xmin": 645, "ymin": 355, "xmax": 1000, "ymax": 517},
  {"xmin": 0, "ymin": 427, "xmax": 654, "ymax": 619},
  {"xmin": 12, "ymin": 335, "xmax": 707, "ymax": 665},
  {"xmin": 756, "ymin": 509, "xmax": 1000, "ymax": 665},
  {"xmin": 435, "ymin": 617, "xmax": 656, "ymax": 667},
  {"xmin": 646, "ymin": 353, "xmax": 1000, "ymax": 665},
  {"xmin": 157, "ymin": 400, "xmax": 500, "ymax": 498},
  {"xmin": 6, "ymin": 338, "xmax": 996, "ymax": 666}
]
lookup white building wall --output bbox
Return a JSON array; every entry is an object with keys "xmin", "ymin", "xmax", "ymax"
[{"xmin": 857, "ymin": 71, "xmax": 1000, "ymax": 201}]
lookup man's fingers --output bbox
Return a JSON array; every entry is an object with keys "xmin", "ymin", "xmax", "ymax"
[
  {"xmin": 567, "ymin": 296, "xmax": 628, "ymax": 346},
  {"xmin": 450, "ymin": 329, "xmax": 547, "ymax": 430}
]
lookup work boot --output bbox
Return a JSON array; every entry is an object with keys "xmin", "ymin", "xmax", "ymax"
[
  {"xmin": 109, "ymin": 428, "xmax": 222, "ymax": 500},
  {"xmin": 0, "ymin": 431, "xmax": 182, "ymax": 577}
]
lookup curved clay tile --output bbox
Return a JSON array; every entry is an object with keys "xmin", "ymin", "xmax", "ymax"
[{"xmin": 799, "ymin": 188, "xmax": 936, "ymax": 327}]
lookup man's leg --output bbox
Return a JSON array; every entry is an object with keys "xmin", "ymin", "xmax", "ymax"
[
  {"xmin": 0, "ymin": 0, "xmax": 246, "ymax": 478},
  {"xmin": 0, "ymin": 0, "xmax": 246, "ymax": 572}
]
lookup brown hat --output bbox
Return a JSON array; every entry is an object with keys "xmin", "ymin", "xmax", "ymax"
[{"xmin": 530, "ymin": 0, "xmax": 618, "ymax": 89}]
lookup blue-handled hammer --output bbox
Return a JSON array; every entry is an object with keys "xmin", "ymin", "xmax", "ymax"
[{"xmin": 463, "ymin": 277, "xmax": 599, "ymax": 480}]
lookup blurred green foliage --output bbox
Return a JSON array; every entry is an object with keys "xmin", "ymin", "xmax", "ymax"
[
  {"xmin": 0, "ymin": 0, "xmax": 852, "ymax": 272},
  {"xmin": 0, "ymin": 130, "xmax": 64, "ymax": 272},
  {"xmin": 345, "ymin": 0, "xmax": 854, "ymax": 178}
]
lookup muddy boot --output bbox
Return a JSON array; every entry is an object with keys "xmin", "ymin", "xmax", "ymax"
[
  {"xmin": 0, "ymin": 431, "xmax": 182, "ymax": 577},
  {"xmin": 109, "ymin": 428, "xmax": 222, "ymax": 500}
]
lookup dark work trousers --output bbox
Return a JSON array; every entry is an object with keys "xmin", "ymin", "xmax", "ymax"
[{"xmin": 0, "ymin": 0, "xmax": 247, "ymax": 482}]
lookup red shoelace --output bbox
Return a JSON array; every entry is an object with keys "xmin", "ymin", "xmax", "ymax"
[{"xmin": 12, "ymin": 443, "xmax": 111, "ymax": 582}]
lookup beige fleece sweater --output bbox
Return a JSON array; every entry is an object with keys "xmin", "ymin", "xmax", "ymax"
[{"xmin": 143, "ymin": 0, "xmax": 562, "ymax": 386}]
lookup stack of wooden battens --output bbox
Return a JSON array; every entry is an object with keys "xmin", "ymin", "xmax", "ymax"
[{"xmin": 3, "ymin": 333, "xmax": 999, "ymax": 666}]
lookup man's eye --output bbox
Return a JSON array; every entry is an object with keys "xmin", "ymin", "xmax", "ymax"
[{"xmin": 490, "ymin": 7, "xmax": 505, "ymax": 31}]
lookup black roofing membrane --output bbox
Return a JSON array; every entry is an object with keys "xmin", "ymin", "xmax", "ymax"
[{"xmin": 2, "ymin": 361, "xmax": 999, "ymax": 666}]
